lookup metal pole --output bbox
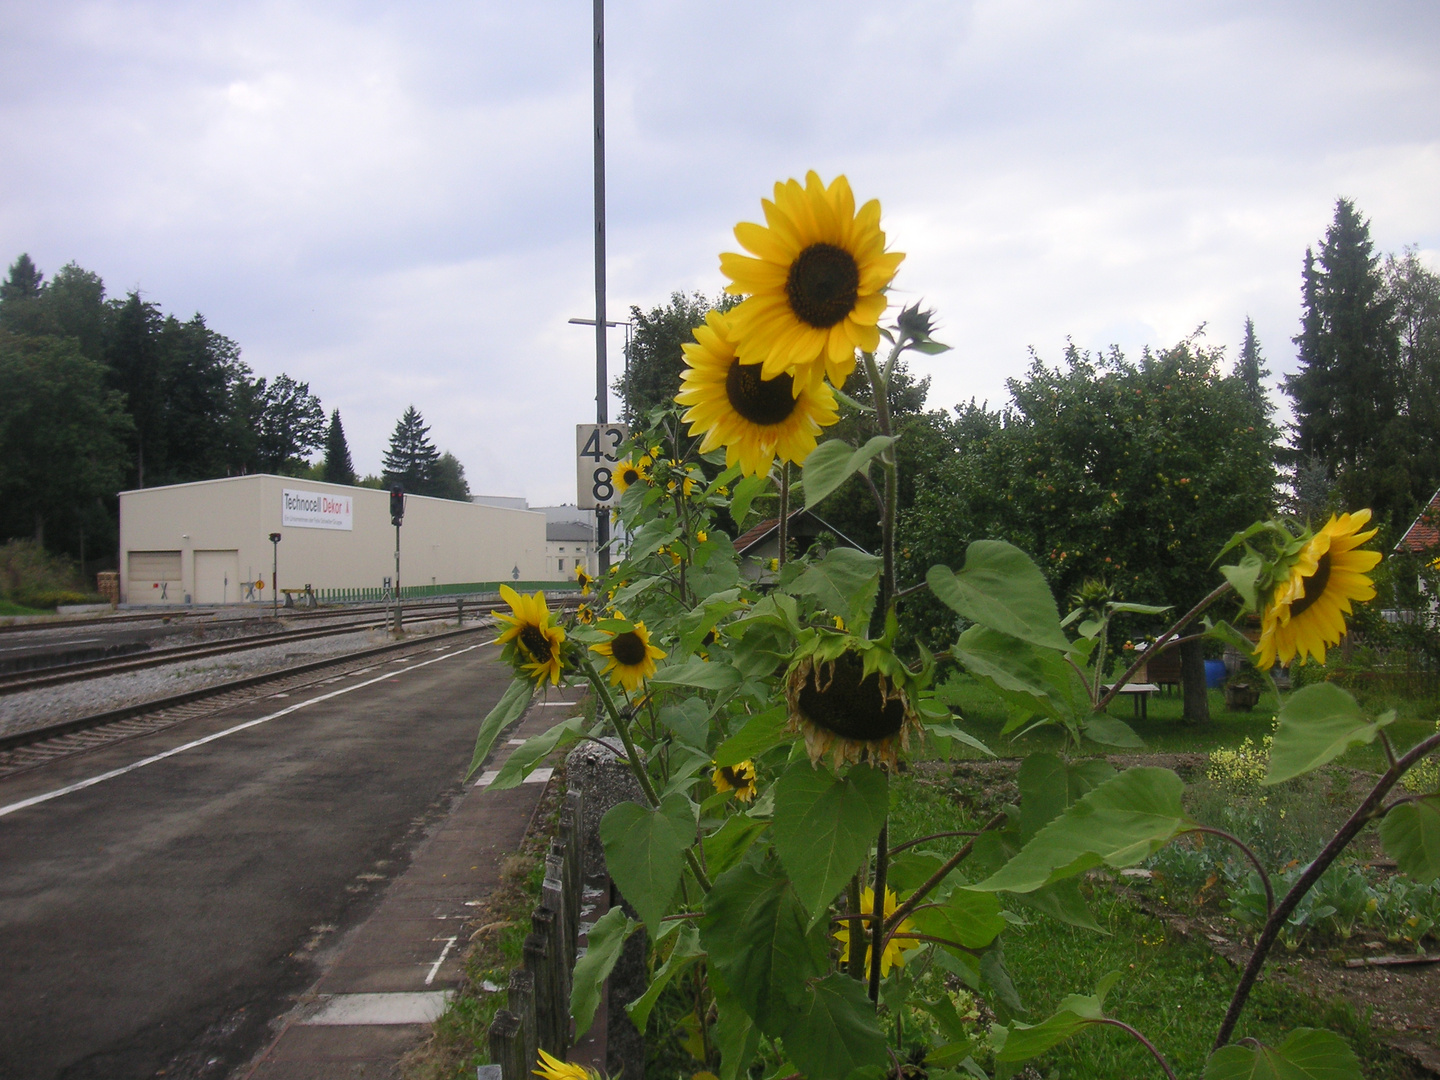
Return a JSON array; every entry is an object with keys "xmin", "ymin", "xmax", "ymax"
[
  {"xmin": 593, "ymin": 0, "xmax": 611, "ymax": 577},
  {"xmin": 271, "ymin": 542, "xmax": 278, "ymax": 620},
  {"xmin": 394, "ymin": 523, "xmax": 402, "ymax": 634}
]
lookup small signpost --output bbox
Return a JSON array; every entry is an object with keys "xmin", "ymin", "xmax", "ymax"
[{"xmin": 575, "ymin": 423, "xmax": 628, "ymax": 510}]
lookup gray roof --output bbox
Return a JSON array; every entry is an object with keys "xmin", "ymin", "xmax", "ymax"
[{"xmin": 547, "ymin": 521, "xmax": 595, "ymax": 542}]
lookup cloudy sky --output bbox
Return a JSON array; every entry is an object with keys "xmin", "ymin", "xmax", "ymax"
[{"xmin": 3, "ymin": 1, "xmax": 1438, "ymax": 503}]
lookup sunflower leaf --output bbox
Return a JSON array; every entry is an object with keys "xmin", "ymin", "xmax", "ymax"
[
  {"xmin": 713, "ymin": 704, "xmax": 793, "ymax": 767},
  {"xmin": 1379, "ymin": 794, "xmax": 1440, "ymax": 883},
  {"xmin": 780, "ymin": 972, "xmax": 888, "ymax": 1080},
  {"xmin": 699, "ymin": 861, "xmax": 829, "ymax": 1036},
  {"xmin": 802, "ymin": 435, "xmax": 895, "ymax": 509},
  {"xmin": 650, "ymin": 657, "xmax": 744, "ymax": 690},
  {"xmin": 600, "ymin": 794, "xmax": 695, "ymax": 935},
  {"xmin": 1266, "ymin": 683, "xmax": 1395, "ymax": 786},
  {"xmin": 1203, "ymin": 1027, "xmax": 1362, "ymax": 1080},
  {"xmin": 489, "ymin": 715, "xmax": 586, "ymax": 790},
  {"xmin": 626, "ymin": 924, "xmax": 706, "ymax": 1031},
  {"xmin": 730, "ymin": 472, "xmax": 771, "ymax": 528},
  {"xmin": 911, "ymin": 887, "xmax": 1006, "ymax": 951},
  {"xmin": 927, "ymin": 542, "xmax": 1070, "ymax": 652},
  {"xmin": 570, "ymin": 905, "xmax": 640, "ymax": 1037},
  {"xmin": 465, "ymin": 677, "xmax": 533, "ymax": 781},
  {"xmin": 702, "ymin": 815, "xmax": 770, "ymax": 878},
  {"xmin": 772, "ymin": 761, "xmax": 889, "ymax": 926},
  {"xmin": 990, "ymin": 972, "xmax": 1120, "ymax": 1063},
  {"xmin": 786, "ymin": 547, "xmax": 882, "ymax": 629}
]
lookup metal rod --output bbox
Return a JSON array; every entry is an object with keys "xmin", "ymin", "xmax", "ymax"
[{"xmin": 592, "ymin": 0, "xmax": 611, "ymax": 576}]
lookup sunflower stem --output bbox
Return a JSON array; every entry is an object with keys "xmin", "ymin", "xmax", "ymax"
[
  {"xmin": 861, "ymin": 351, "xmax": 897, "ymax": 639},
  {"xmin": 846, "ymin": 874, "xmax": 865, "ymax": 980},
  {"xmin": 778, "ymin": 462, "xmax": 790, "ymax": 569},
  {"xmin": 868, "ymin": 820, "xmax": 889, "ymax": 1002}
]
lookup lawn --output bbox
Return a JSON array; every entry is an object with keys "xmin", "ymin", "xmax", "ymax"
[{"xmin": 0, "ymin": 598, "xmax": 50, "ymax": 617}]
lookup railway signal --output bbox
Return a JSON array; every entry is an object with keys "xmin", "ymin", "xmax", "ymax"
[{"xmin": 268, "ymin": 533, "xmax": 281, "ymax": 619}]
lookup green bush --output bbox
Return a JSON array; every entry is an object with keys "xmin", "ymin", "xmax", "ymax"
[{"xmin": 0, "ymin": 539, "xmax": 88, "ymax": 604}]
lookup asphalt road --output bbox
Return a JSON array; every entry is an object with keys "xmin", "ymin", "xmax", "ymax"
[{"xmin": 0, "ymin": 632, "xmax": 508, "ymax": 1079}]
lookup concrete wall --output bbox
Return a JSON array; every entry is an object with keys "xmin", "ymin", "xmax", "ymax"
[{"xmin": 119, "ymin": 475, "xmax": 546, "ymax": 605}]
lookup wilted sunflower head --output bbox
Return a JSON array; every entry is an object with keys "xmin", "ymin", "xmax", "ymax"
[
  {"xmin": 785, "ymin": 636, "xmax": 920, "ymax": 769},
  {"xmin": 495, "ymin": 584, "xmax": 566, "ymax": 685},
  {"xmin": 613, "ymin": 457, "xmax": 650, "ymax": 494},
  {"xmin": 720, "ymin": 171, "xmax": 904, "ymax": 391},
  {"xmin": 712, "ymin": 759, "xmax": 758, "ymax": 803},
  {"xmin": 1255, "ymin": 509, "xmax": 1381, "ymax": 670},
  {"xmin": 590, "ymin": 614, "xmax": 667, "ymax": 693}
]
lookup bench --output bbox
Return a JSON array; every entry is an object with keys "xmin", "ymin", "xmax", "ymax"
[{"xmin": 1103, "ymin": 682, "xmax": 1161, "ymax": 720}]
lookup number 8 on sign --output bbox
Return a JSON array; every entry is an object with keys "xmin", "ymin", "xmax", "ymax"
[{"xmin": 576, "ymin": 424, "xmax": 628, "ymax": 509}]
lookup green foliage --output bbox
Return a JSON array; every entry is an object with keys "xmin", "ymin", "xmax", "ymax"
[
  {"xmin": 927, "ymin": 541, "xmax": 1070, "ymax": 652},
  {"xmin": 1265, "ymin": 683, "xmax": 1394, "ymax": 785},
  {"xmin": 465, "ymin": 678, "xmax": 534, "ymax": 780},
  {"xmin": 382, "ymin": 405, "xmax": 442, "ymax": 493},
  {"xmin": 601, "ymin": 795, "xmax": 696, "ymax": 934},
  {"xmin": 1204, "ymin": 1027, "xmax": 1362, "ymax": 1080},
  {"xmin": 772, "ymin": 761, "xmax": 888, "ymax": 924},
  {"xmin": 801, "ymin": 434, "xmax": 894, "ymax": 509},
  {"xmin": 570, "ymin": 905, "xmax": 640, "ymax": 1037},
  {"xmin": 1380, "ymin": 795, "xmax": 1440, "ymax": 883}
]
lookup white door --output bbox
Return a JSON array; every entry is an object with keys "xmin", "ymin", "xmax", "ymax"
[{"xmin": 194, "ymin": 550, "xmax": 240, "ymax": 604}]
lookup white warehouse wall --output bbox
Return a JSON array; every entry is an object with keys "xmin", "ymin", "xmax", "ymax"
[{"xmin": 119, "ymin": 475, "xmax": 545, "ymax": 605}]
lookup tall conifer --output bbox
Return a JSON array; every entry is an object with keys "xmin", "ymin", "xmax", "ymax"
[{"xmin": 322, "ymin": 409, "xmax": 357, "ymax": 486}]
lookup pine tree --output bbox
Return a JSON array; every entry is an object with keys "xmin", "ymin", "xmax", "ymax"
[
  {"xmin": 0, "ymin": 254, "xmax": 44, "ymax": 303},
  {"xmin": 322, "ymin": 409, "xmax": 357, "ymax": 486},
  {"xmin": 1284, "ymin": 198, "xmax": 1400, "ymax": 523},
  {"xmin": 1236, "ymin": 317, "xmax": 1272, "ymax": 418},
  {"xmin": 382, "ymin": 406, "xmax": 441, "ymax": 494}
]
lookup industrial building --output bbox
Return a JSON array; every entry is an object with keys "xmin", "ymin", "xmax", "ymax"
[{"xmin": 119, "ymin": 475, "xmax": 546, "ymax": 605}]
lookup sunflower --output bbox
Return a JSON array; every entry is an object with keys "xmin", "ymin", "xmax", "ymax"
[
  {"xmin": 533, "ymin": 1049, "xmax": 600, "ymax": 1080},
  {"xmin": 720, "ymin": 171, "xmax": 905, "ymax": 390},
  {"xmin": 712, "ymin": 760, "xmax": 758, "ymax": 803},
  {"xmin": 575, "ymin": 565, "xmax": 593, "ymax": 595},
  {"xmin": 1254, "ymin": 510, "xmax": 1381, "ymax": 669},
  {"xmin": 785, "ymin": 637, "xmax": 921, "ymax": 769},
  {"xmin": 495, "ymin": 585, "xmax": 566, "ymax": 685},
  {"xmin": 590, "ymin": 615, "xmax": 667, "ymax": 693},
  {"xmin": 833, "ymin": 886, "xmax": 919, "ymax": 978},
  {"xmin": 574, "ymin": 602, "xmax": 596, "ymax": 625},
  {"xmin": 613, "ymin": 457, "xmax": 650, "ymax": 494},
  {"xmin": 676, "ymin": 310, "xmax": 840, "ymax": 477}
]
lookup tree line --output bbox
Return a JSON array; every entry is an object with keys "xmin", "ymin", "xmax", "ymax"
[
  {"xmin": 0, "ymin": 255, "xmax": 473, "ymax": 570},
  {"xmin": 619, "ymin": 197, "xmax": 1440, "ymax": 717}
]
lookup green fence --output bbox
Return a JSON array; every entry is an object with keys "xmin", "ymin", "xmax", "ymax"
[{"xmin": 315, "ymin": 581, "xmax": 583, "ymax": 604}]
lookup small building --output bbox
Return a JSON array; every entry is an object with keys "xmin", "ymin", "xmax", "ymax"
[
  {"xmin": 734, "ymin": 510, "xmax": 867, "ymax": 581},
  {"xmin": 546, "ymin": 520, "xmax": 598, "ymax": 580},
  {"xmin": 119, "ymin": 474, "xmax": 545, "ymax": 605}
]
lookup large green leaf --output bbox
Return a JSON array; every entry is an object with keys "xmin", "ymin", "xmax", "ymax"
[
  {"xmin": 802, "ymin": 435, "xmax": 895, "ymax": 509},
  {"xmin": 1017, "ymin": 753, "xmax": 1116, "ymax": 843},
  {"xmin": 699, "ymin": 862, "xmax": 829, "ymax": 1036},
  {"xmin": 953, "ymin": 625, "xmax": 1087, "ymax": 725},
  {"xmin": 1380, "ymin": 795, "xmax": 1440, "ymax": 883},
  {"xmin": 911, "ymin": 887, "xmax": 1006, "ymax": 950},
  {"xmin": 927, "ymin": 542, "xmax": 1070, "ymax": 652},
  {"xmin": 1014, "ymin": 879, "xmax": 1103, "ymax": 932},
  {"xmin": 773, "ymin": 762, "xmax": 889, "ymax": 925},
  {"xmin": 678, "ymin": 589, "xmax": 748, "ymax": 657},
  {"xmin": 489, "ymin": 715, "xmax": 585, "ymax": 790},
  {"xmin": 1204, "ymin": 1028, "xmax": 1362, "ymax": 1080},
  {"xmin": 975, "ymin": 767, "xmax": 1190, "ymax": 894},
  {"xmin": 1082, "ymin": 714, "xmax": 1144, "ymax": 748},
  {"xmin": 991, "ymin": 972, "xmax": 1119, "ymax": 1063},
  {"xmin": 787, "ymin": 548, "xmax": 882, "ymax": 630},
  {"xmin": 465, "ymin": 677, "xmax": 533, "ymax": 780},
  {"xmin": 570, "ymin": 905, "xmax": 640, "ymax": 1037},
  {"xmin": 657, "ymin": 698, "xmax": 710, "ymax": 750},
  {"xmin": 703, "ymin": 816, "xmax": 770, "ymax": 877},
  {"xmin": 780, "ymin": 973, "xmax": 888, "ymax": 1079},
  {"xmin": 730, "ymin": 472, "xmax": 770, "ymax": 528},
  {"xmin": 650, "ymin": 657, "xmax": 744, "ymax": 690},
  {"xmin": 600, "ymin": 794, "xmax": 695, "ymax": 934},
  {"xmin": 626, "ymin": 924, "xmax": 705, "ymax": 1030},
  {"xmin": 711, "ymin": 968, "xmax": 762, "ymax": 1080},
  {"xmin": 1266, "ymin": 683, "xmax": 1395, "ymax": 785},
  {"xmin": 713, "ymin": 705, "xmax": 793, "ymax": 767}
]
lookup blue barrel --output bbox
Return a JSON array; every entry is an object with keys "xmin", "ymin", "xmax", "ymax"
[{"xmin": 1204, "ymin": 659, "xmax": 1227, "ymax": 689}]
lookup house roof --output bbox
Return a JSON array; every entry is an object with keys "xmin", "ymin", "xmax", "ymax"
[
  {"xmin": 546, "ymin": 521, "xmax": 595, "ymax": 543},
  {"xmin": 733, "ymin": 509, "xmax": 867, "ymax": 556},
  {"xmin": 1396, "ymin": 486, "xmax": 1440, "ymax": 553}
]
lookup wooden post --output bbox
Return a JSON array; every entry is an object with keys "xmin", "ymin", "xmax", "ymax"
[
  {"xmin": 523, "ymin": 930, "xmax": 554, "ymax": 1055},
  {"xmin": 543, "ymin": 858, "xmax": 571, "ymax": 1049},
  {"xmin": 508, "ymin": 968, "xmax": 537, "ymax": 1079},
  {"xmin": 488, "ymin": 1009, "xmax": 524, "ymax": 1080},
  {"xmin": 532, "ymin": 905, "xmax": 565, "ymax": 1055}
]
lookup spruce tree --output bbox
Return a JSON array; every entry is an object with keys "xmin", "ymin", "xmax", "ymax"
[
  {"xmin": 1236, "ymin": 317, "xmax": 1272, "ymax": 418},
  {"xmin": 0, "ymin": 254, "xmax": 44, "ymax": 303},
  {"xmin": 382, "ymin": 406, "xmax": 441, "ymax": 495},
  {"xmin": 1284, "ymin": 198, "xmax": 1400, "ymax": 523},
  {"xmin": 322, "ymin": 409, "xmax": 357, "ymax": 485}
]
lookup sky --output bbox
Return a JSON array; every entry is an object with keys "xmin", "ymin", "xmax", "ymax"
[{"xmin": 3, "ymin": 1, "xmax": 1438, "ymax": 504}]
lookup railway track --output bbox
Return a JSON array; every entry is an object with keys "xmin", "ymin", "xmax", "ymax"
[
  {"xmin": 0, "ymin": 601, "xmax": 485, "ymax": 695},
  {"xmin": 0, "ymin": 620, "xmax": 501, "ymax": 779}
]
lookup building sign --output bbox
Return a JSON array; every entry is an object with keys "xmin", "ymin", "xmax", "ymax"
[
  {"xmin": 576, "ymin": 423, "xmax": 629, "ymax": 509},
  {"xmin": 282, "ymin": 488, "xmax": 353, "ymax": 531}
]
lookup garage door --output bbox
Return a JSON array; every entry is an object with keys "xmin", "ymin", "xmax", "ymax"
[
  {"xmin": 127, "ymin": 550, "xmax": 183, "ymax": 604},
  {"xmin": 194, "ymin": 550, "xmax": 240, "ymax": 604}
]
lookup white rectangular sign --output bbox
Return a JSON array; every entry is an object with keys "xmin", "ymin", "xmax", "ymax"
[
  {"xmin": 576, "ymin": 423, "xmax": 629, "ymax": 509},
  {"xmin": 282, "ymin": 488, "xmax": 354, "ymax": 531}
]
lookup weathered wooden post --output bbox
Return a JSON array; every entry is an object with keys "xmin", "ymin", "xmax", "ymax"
[
  {"xmin": 488, "ymin": 1010, "xmax": 524, "ymax": 1080},
  {"xmin": 523, "ymin": 929, "xmax": 554, "ymax": 1055},
  {"xmin": 506, "ymin": 968, "xmax": 537, "ymax": 1079}
]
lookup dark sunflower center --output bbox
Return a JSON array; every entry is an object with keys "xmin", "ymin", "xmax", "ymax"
[
  {"xmin": 719, "ymin": 766, "xmax": 752, "ymax": 791},
  {"xmin": 797, "ymin": 651, "xmax": 905, "ymax": 742},
  {"xmin": 610, "ymin": 630, "xmax": 648, "ymax": 666},
  {"xmin": 725, "ymin": 361, "xmax": 797, "ymax": 426},
  {"xmin": 1288, "ymin": 552, "xmax": 1332, "ymax": 618},
  {"xmin": 519, "ymin": 624, "xmax": 552, "ymax": 663},
  {"xmin": 701, "ymin": 629, "xmax": 717, "ymax": 647},
  {"xmin": 786, "ymin": 242, "xmax": 860, "ymax": 328},
  {"xmin": 620, "ymin": 467, "xmax": 641, "ymax": 485}
]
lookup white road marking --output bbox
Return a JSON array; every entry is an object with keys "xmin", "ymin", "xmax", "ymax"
[
  {"xmin": 533, "ymin": 700, "xmax": 584, "ymax": 707},
  {"xmin": 473, "ymin": 766, "xmax": 553, "ymax": 789},
  {"xmin": 506, "ymin": 738, "xmax": 526, "ymax": 745},
  {"xmin": 0, "ymin": 638, "xmax": 499, "ymax": 820},
  {"xmin": 424, "ymin": 936, "xmax": 458, "ymax": 985},
  {"xmin": 299, "ymin": 991, "xmax": 452, "ymax": 1025}
]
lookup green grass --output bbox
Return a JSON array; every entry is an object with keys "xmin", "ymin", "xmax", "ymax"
[
  {"xmin": 886, "ymin": 770, "xmax": 1418, "ymax": 1080},
  {"xmin": 0, "ymin": 598, "xmax": 49, "ymax": 616}
]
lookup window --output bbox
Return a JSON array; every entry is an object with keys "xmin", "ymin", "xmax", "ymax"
[{"xmin": 558, "ymin": 558, "xmax": 565, "ymax": 572}]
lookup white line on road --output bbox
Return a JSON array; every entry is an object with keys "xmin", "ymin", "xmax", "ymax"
[
  {"xmin": 0, "ymin": 638, "xmax": 499, "ymax": 820},
  {"xmin": 424, "ymin": 936, "xmax": 458, "ymax": 986}
]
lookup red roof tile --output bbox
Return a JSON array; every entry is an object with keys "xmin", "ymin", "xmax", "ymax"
[{"xmin": 1397, "ymin": 487, "xmax": 1440, "ymax": 553}]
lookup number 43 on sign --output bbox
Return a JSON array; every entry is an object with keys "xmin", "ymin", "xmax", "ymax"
[{"xmin": 576, "ymin": 424, "xmax": 628, "ymax": 509}]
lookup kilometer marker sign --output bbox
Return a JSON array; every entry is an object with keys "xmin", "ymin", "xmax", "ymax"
[{"xmin": 576, "ymin": 423, "xmax": 628, "ymax": 509}]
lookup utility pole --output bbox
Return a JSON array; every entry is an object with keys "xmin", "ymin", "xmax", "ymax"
[
  {"xmin": 269, "ymin": 532, "xmax": 281, "ymax": 619},
  {"xmin": 592, "ymin": 0, "xmax": 610, "ymax": 576}
]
